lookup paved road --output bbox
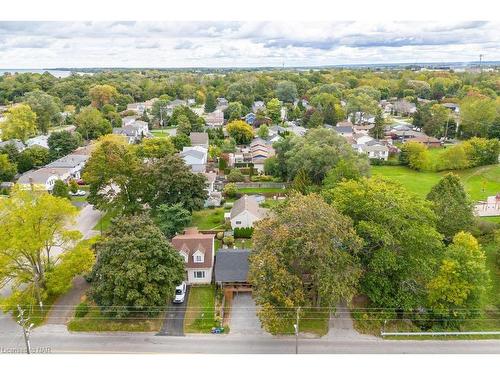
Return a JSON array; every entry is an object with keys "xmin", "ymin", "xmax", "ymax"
[
  {"xmin": 157, "ymin": 287, "xmax": 190, "ymax": 336},
  {"xmin": 1, "ymin": 326, "xmax": 499, "ymax": 354}
]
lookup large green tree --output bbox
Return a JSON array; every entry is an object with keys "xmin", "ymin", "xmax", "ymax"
[
  {"xmin": 0, "ymin": 154, "xmax": 17, "ymax": 181},
  {"xmin": 0, "ymin": 188, "xmax": 81, "ymax": 306},
  {"xmin": 331, "ymin": 177, "xmax": 444, "ymax": 311},
  {"xmin": 141, "ymin": 154, "xmax": 208, "ymax": 211},
  {"xmin": 249, "ymin": 193, "xmax": 362, "ymax": 334},
  {"xmin": 226, "ymin": 120, "xmax": 254, "ymax": 144},
  {"xmin": 152, "ymin": 203, "xmax": 191, "ymax": 239},
  {"xmin": 426, "ymin": 174, "xmax": 474, "ymax": 242},
  {"xmin": 24, "ymin": 90, "xmax": 62, "ymax": 134},
  {"xmin": 75, "ymin": 107, "xmax": 112, "ymax": 140},
  {"xmin": 90, "ymin": 214, "xmax": 185, "ymax": 317},
  {"xmin": 460, "ymin": 95, "xmax": 496, "ymax": 138},
  {"xmin": 48, "ymin": 130, "xmax": 82, "ymax": 160},
  {"xmin": 83, "ymin": 135, "xmax": 143, "ymax": 213},
  {"xmin": 0, "ymin": 104, "xmax": 37, "ymax": 142},
  {"xmin": 427, "ymin": 232, "xmax": 490, "ymax": 326},
  {"xmin": 276, "ymin": 128, "xmax": 370, "ymax": 183}
]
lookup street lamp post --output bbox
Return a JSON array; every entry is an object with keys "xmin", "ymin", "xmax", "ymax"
[{"xmin": 294, "ymin": 307, "xmax": 300, "ymax": 354}]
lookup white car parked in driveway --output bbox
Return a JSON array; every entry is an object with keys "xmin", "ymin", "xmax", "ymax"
[
  {"xmin": 69, "ymin": 190, "xmax": 86, "ymax": 196},
  {"xmin": 173, "ymin": 281, "xmax": 187, "ymax": 304}
]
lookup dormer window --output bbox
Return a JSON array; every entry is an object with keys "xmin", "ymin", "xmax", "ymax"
[{"xmin": 193, "ymin": 250, "xmax": 204, "ymax": 263}]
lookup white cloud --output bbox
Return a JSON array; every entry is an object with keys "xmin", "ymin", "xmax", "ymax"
[{"xmin": 0, "ymin": 21, "xmax": 498, "ymax": 68}]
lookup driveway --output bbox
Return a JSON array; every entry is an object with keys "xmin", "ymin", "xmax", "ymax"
[
  {"xmin": 229, "ymin": 292, "xmax": 267, "ymax": 336},
  {"xmin": 46, "ymin": 276, "xmax": 90, "ymax": 325},
  {"xmin": 157, "ymin": 287, "xmax": 189, "ymax": 336}
]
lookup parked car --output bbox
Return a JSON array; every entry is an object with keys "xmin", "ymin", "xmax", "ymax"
[
  {"xmin": 69, "ymin": 190, "xmax": 86, "ymax": 197},
  {"xmin": 173, "ymin": 282, "xmax": 187, "ymax": 304}
]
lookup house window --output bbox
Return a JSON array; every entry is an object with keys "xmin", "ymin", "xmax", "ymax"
[
  {"xmin": 235, "ymin": 221, "xmax": 242, "ymax": 225},
  {"xmin": 194, "ymin": 255, "xmax": 203, "ymax": 263},
  {"xmin": 194, "ymin": 271, "xmax": 205, "ymax": 279}
]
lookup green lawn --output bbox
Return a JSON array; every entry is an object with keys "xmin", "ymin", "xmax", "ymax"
[
  {"xmin": 68, "ymin": 303, "xmax": 163, "ymax": 332},
  {"xmin": 371, "ymin": 164, "xmax": 500, "ymax": 201},
  {"xmin": 191, "ymin": 207, "xmax": 225, "ymax": 230},
  {"xmin": 277, "ymin": 308, "xmax": 330, "ymax": 337},
  {"xmin": 184, "ymin": 285, "xmax": 216, "ymax": 333},
  {"xmin": 92, "ymin": 209, "xmax": 119, "ymax": 232},
  {"xmin": 151, "ymin": 128, "xmax": 174, "ymax": 138},
  {"xmin": 237, "ymin": 187, "xmax": 286, "ymax": 194}
]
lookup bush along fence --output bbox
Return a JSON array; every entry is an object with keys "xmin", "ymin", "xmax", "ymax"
[
  {"xmin": 234, "ymin": 182, "xmax": 288, "ymax": 189},
  {"xmin": 233, "ymin": 227, "xmax": 253, "ymax": 238}
]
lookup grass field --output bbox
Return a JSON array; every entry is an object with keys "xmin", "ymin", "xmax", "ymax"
[
  {"xmin": 184, "ymin": 285, "xmax": 216, "ymax": 333},
  {"xmin": 68, "ymin": 303, "xmax": 163, "ymax": 332},
  {"xmin": 191, "ymin": 207, "xmax": 225, "ymax": 230},
  {"xmin": 237, "ymin": 187, "xmax": 286, "ymax": 194},
  {"xmin": 371, "ymin": 164, "xmax": 500, "ymax": 201},
  {"xmin": 150, "ymin": 128, "xmax": 175, "ymax": 138},
  {"xmin": 92, "ymin": 209, "xmax": 119, "ymax": 232}
]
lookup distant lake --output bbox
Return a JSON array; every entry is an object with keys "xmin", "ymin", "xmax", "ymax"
[{"xmin": 0, "ymin": 69, "xmax": 85, "ymax": 78}]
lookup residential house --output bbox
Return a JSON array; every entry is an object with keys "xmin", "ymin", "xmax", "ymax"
[
  {"xmin": 171, "ymin": 228, "xmax": 215, "ymax": 284},
  {"xmin": 204, "ymin": 110, "xmax": 224, "ymax": 128},
  {"xmin": 228, "ymin": 195, "xmax": 269, "ymax": 229},
  {"xmin": 215, "ymin": 249, "xmax": 252, "ymax": 294},
  {"xmin": 252, "ymin": 101, "xmax": 266, "ymax": 114},
  {"xmin": 0, "ymin": 139, "xmax": 25, "ymax": 152},
  {"xmin": 353, "ymin": 140, "xmax": 389, "ymax": 161},
  {"xmin": 249, "ymin": 138, "xmax": 274, "ymax": 172},
  {"xmin": 216, "ymin": 97, "xmax": 229, "ymax": 111},
  {"xmin": 126, "ymin": 99, "xmax": 158, "ymax": 115},
  {"xmin": 409, "ymin": 136, "xmax": 442, "ymax": 148},
  {"xmin": 442, "ymin": 103, "xmax": 460, "ymax": 113},
  {"xmin": 113, "ymin": 120, "xmax": 149, "ymax": 144},
  {"xmin": 26, "ymin": 135, "xmax": 49, "ymax": 149},
  {"xmin": 244, "ymin": 112, "xmax": 256, "ymax": 126},
  {"xmin": 332, "ymin": 124, "xmax": 354, "ymax": 138},
  {"xmin": 181, "ymin": 146, "xmax": 208, "ymax": 172},
  {"xmin": 122, "ymin": 116, "xmax": 138, "ymax": 126},
  {"xmin": 17, "ymin": 167, "xmax": 72, "ymax": 192},
  {"xmin": 46, "ymin": 153, "xmax": 89, "ymax": 180},
  {"xmin": 166, "ymin": 99, "xmax": 187, "ymax": 115},
  {"xmin": 189, "ymin": 132, "xmax": 209, "ymax": 149}
]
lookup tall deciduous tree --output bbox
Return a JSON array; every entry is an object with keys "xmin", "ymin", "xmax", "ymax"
[
  {"xmin": 426, "ymin": 174, "xmax": 474, "ymax": 242},
  {"xmin": 331, "ymin": 177, "xmax": 444, "ymax": 311},
  {"xmin": 427, "ymin": 232, "xmax": 490, "ymax": 326},
  {"xmin": 75, "ymin": 107, "xmax": 112, "ymax": 140},
  {"xmin": 89, "ymin": 84, "xmax": 118, "ymax": 109},
  {"xmin": 90, "ymin": 214, "xmax": 185, "ymax": 317},
  {"xmin": 141, "ymin": 154, "xmax": 208, "ymax": 211},
  {"xmin": 24, "ymin": 90, "xmax": 62, "ymax": 134},
  {"xmin": 83, "ymin": 135, "xmax": 143, "ymax": 213},
  {"xmin": 0, "ymin": 188, "xmax": 81, "ymax": 306},
  {"xmin": 135, "ymin": 137, "xmax": 175, "ymax": 159},
  {"xmin": 249, "ymin": 193, "xmax": 362, "ymax": 334},
  {"xmin": 0, "ymin": 104, "xmax": 37, "ymax": 142},
  {"xmin": 460, "ymin": 95, "xmax": 496, "ymax": 138},
  {"xmin": 226, "ymin": 120, "xmax": 254, "ymax": 145},
  {"xmin": 266, "ymin": 98, "xmax": 281, "ymax": 123},
  {"xmin": 152, "ymin": 203, "xmax": 192, "ymax": 239},
  {"xmin": 48, "ymin": 130, "xmax": 82, "ymax": 160},
  {"xmin": 0, "ymin": 154, "xmax": 17, "ymax": 181},
  {"xmin": 276, "ymin": 81, "xmax": 298, "ymax": 103}
]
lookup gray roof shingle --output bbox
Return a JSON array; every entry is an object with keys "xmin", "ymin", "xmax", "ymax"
[{"xmin": 215, "ymin": 249, "xmax": 251, "ymax": 283}]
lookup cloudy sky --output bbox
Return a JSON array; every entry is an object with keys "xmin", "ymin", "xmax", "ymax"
[{"xmin": 0, "ymin": 21, "xmax": 499, "ymax": 68}]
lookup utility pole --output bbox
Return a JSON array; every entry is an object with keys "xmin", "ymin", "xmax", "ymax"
[
  {"xmin": 17, "ymin": 305, "xmax": 34, "ymax": 354},
  {"xmin": 293, "ymin": 307, "xmax": 300, "ymax": 354}
]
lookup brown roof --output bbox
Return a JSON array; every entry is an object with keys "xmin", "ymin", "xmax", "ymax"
[
  {"xmin": 171, "ymin": 227, "xmax": 215, "ymax": 269},
  {"xmin": 189, "ymin": 132, "xmax": 209, "ymax": 146}
]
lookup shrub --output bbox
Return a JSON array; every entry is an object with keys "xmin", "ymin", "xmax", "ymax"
[
  {"xmin": 215, "ymin": 231, "xmax": 224, "ymax": 240},
  {"xmin": 223, "ymin": 235, "xmax": 234, "ymax": 247},
  {"xmin": 234, "ymin": 227, "xmax": 253, "ymax": 238},
  {"xmin": 52, "ymin": 180, "xmax": 70, "ymax": 199},
  {"xmin": 226, "ymin": 168, "xmax": 245, "ymax": 182},
  {"xmin": 75, "ymin": 302, "xmax": 89, "ymax": 318},
  {"xmin": 223, "ymin": 182, "xmax": 237, "ymax": 197},
  {"xmin": 251, "ymin": 175, "xmax": 274, "ymax": 182}
]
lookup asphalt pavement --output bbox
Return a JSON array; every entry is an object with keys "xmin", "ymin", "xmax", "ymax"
[{"xmin": 157, "ymin": 287, "xmax": 190, "ymax": 336}]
